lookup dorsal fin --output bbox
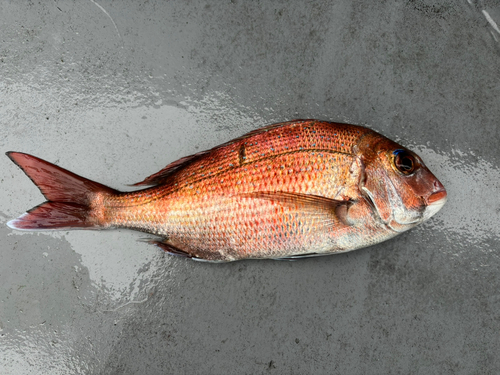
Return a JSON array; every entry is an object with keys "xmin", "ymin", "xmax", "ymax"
[
  {"xmin": 225, "ymin": 119, "xmax": 311, "ymax": 141},
  {"xmin": 132, "ymin": 150, "xmax": 211, "ymax": 186},
  {"xmin": 132, "ymin": 120, "xmax": 313, "ymax": 186}
]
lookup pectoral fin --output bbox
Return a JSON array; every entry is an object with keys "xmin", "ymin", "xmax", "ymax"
[{"xmin": 240, "ymin": 191, "xmax": 354, "ymax": 227}]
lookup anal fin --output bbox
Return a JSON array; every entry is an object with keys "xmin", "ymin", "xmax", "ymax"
[
  {"xmin": 140, "ymin": 239, "xmax": 230, "ymax": 263},
  {"xmin": 142, "ymin": 239, "xmax": 193, "ymax": 258}
]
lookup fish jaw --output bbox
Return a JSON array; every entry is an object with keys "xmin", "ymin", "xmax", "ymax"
[{"xmin": 422, "ymin": 189, "xmax": 447, "ymax": 221}]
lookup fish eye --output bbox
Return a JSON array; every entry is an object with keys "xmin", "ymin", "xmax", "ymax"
[{"xmin": 393, "ymin": 150, "xmax": 417, "ymax": 175}]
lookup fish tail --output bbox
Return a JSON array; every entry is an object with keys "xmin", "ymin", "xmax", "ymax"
[{"xmin": 6, "ymin": 152, "xmax": 118, "ymax": 231}]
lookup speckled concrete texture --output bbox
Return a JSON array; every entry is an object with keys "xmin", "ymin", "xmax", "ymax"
[{"xmin": 1, "ymin": 1, "xmax": 499, "ymax": 374}]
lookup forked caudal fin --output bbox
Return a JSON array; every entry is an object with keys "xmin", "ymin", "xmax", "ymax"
[{"xmin": 6, "ymin": 152, "xmax": 118, "ymax": 231}]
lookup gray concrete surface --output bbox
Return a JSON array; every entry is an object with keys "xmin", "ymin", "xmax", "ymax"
[{"xmin": 1, "ymin": 0, "xmax": 499, "ymax": 374}]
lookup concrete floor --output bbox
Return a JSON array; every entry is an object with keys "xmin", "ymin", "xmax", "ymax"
[{"xmin": 1, "ymin": 0, "xmax": 500, "ymax": 374}]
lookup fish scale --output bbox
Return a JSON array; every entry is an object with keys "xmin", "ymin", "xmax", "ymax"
[{"xmin": 6, "ymin": 119, "xmax": 447, "ymax": 261}]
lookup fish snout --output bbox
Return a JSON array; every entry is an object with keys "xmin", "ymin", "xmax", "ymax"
[{"xmin": 426, "ymin": 179, "xmax": 447, "ymax": 204}]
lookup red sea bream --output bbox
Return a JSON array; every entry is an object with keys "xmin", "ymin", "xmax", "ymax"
[{"xmin": 7, "ymin": 120, "xmax": 447, "ymax": 262}]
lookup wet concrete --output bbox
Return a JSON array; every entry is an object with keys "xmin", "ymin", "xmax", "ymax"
[{"xmin": 1, "ymin": 1, "xmax": 499, "ymax": 374}]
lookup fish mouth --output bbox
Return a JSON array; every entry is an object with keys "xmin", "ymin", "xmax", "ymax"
[
  {"xmin": 427, "ymin": 190, "xmax": 447, "ymax": 205},
  {"xmin": 423, "ymin": 189, "xmax": 447, "ymax": 221}
]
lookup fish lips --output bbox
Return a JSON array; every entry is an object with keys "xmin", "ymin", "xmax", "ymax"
[{"xmin": 422, "ymin": 189, "xmax": 448, "ymax": 221}]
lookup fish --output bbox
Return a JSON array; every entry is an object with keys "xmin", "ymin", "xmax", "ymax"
[{"xmin": 6, "ymin": 119, "xmax": 447, "ymax": 262}]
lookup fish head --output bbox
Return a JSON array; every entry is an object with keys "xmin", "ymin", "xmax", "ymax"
[{"xmin": 357, "ymin": 133, "xmax": 447, "ymax": 232}]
